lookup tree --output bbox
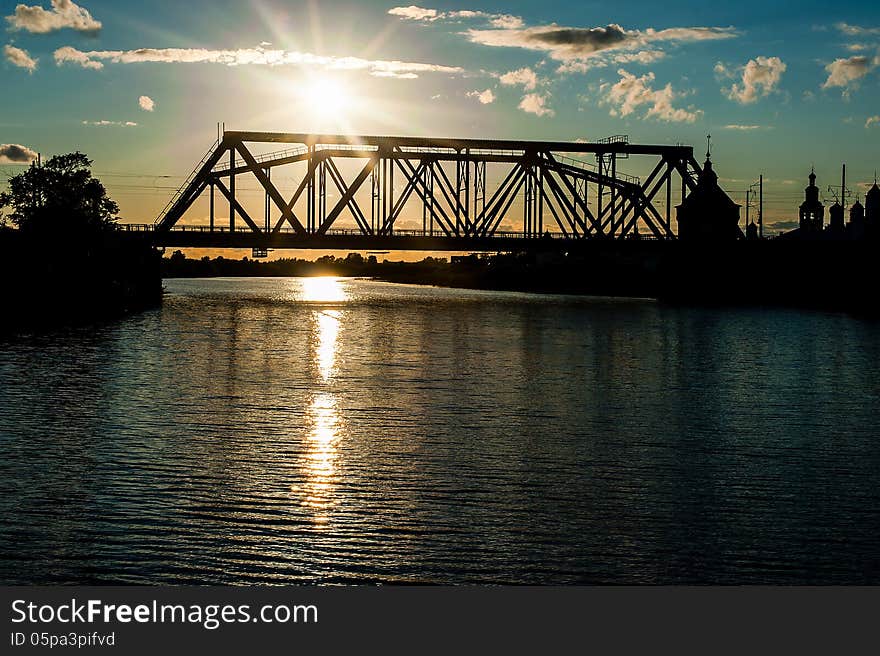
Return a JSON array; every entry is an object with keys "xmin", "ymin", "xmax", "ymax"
[{"xmin": 0, "ymin": 152, "xmax": 118, "ymax": 234}]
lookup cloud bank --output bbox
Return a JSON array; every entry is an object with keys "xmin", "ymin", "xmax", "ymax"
[
  {"xmin": 53, "ymin": 44, "xmax": 463, "ymax": 78},
  {"xmin": 466, "ymin": 23, "xmax": 736, "ymax": 63}
]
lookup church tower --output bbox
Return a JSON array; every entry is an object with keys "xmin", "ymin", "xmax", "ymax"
[
  {"xmin": 799, "ymin": 169, "xmax": 824, "ymax": 232},
  {"xmin": 865, "ymin": 180, "xmax": 880, "ymax": 229}
]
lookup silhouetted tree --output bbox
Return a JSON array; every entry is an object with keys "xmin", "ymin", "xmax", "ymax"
[{"xmin": 0, "ymin": 152, "xmax": 118, "ymax": 235}]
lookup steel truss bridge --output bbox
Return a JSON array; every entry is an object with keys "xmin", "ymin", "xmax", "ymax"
[{"xmin": 145, "ymin": 131, "xmax": 707, "ymax": 251}]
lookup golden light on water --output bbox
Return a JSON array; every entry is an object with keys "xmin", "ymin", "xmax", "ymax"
[
  {"xmin": 301, "ymin": 276, "xmax": 347, "ymax": 303},
  {"xmin": 301, "ymin": 392, "xmax": 340, "ymax": 525},
  {"xmin": 299, "ymin": 277, "xmax": 347, "ymax": 526},
  {"xmin": 315, "ymin": 310, "xmax": 340, "ymax": 381}
]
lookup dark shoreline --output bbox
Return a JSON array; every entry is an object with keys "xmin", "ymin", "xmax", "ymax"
[
  {"xmin": 0, "ymin": 229, "xmax": 163, "ymax": 334},
  {"xmin": 161, "ymin": 241, "xmax": 880, "ymax": 317}
]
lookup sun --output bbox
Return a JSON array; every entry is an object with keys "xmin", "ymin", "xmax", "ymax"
[{"xmin": 300, "ymin": 76, "xmax": 354, "ymax": 128}]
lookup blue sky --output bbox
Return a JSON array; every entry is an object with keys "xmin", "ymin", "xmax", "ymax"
[{"xmin": 1, "ymin": 0, "xmax": 879, "ymax": 230}]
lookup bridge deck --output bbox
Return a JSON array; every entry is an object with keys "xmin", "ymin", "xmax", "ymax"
[{"xmin": 123, "ymin": 225, "xmax": 661, "ymax": 251}]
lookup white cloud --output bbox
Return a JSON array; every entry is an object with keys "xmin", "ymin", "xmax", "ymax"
[
  {"xmin": 867, "ymin": 115, "xmax": 880, "ymax": 128},
  {"xmin": 54, "ymin": 45, "xmax": 102, "ymax": 69},
  {"xmin": 613, "ymin": 50, "xmax": 666, "ymax": 65},
  {"xmin": 719, "ymin": 56, "xmax": 786, "ymax": 104},
  {"xmin": 82, "ymin": 120, "xmax": 137, "ymax": 127},
  {"xmin": 0, "ymin": 143, "xmax": 37, "ymax": 164},
  {"xmin": 556, "ymin": 60, "xmax": 603, "ymax": 74},
  {"xmin": 557, "ymin": 49, "xmax": 666, "ymax": 74},
  {"xmin": 6, "ymin": 0, "xmax": 101, "ymax": 35},
  {"xmin": 387, "ymin": 5, "xmax": 439, "ymax": 21},
  {"xmin": 138, "ymin": 95, "xmax": 155, "ymax": 112},
  {"xmin": 723, "ymin": 124, "xmax": 765, "ymax": 130},
  {"xmin": 835, "ymin": 22, "xmax": 880, "ymax": 36},
  {"xmin": 466, "ymin": 88, "xmax": 495, "ymax": 104},
  {"xmin": 489, "ymin": 14, "xmax": 523, "ymax": 29},
  {"xmin": 822, "ymin": 55, "xmax": 879, "ymax": 96},
  {"xmin": 466, "ymin": 23, "xmax": 736, "ymax": 62},
  {"xmin": 53, "ymin": 44, "xmax": 464, "ymax": 78},
  {"xmin": 602, "ymin": 69, "xmax": 701, "ymax": 123},
  {"xmin": 387, "ymin": 5, "xmax": 523, "ymax": 29},
  {"xmin": 498, "ymin": 66, "xmax": 537, "ymax": 90},
  {"xmin": 518, "ymin": 93, "xmax": 554, "ymax": 117},
  {"xmin": 4, "ymin": 44, "xmax": 37, "ymax": 72}
]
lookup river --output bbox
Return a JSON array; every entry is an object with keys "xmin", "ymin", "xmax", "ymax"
[{"xmin": 1, "ymin": 277, "xmax": 878, "ymax": 584}]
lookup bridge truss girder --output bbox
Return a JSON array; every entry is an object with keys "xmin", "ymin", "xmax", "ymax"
[{"xmin": 155, "ymin": 132, "xmax": 702, "ymax": 240}]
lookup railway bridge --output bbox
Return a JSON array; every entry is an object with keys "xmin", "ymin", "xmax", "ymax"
[{"xmin": 146, "ymin": 131, "xmax": 708, "ymax": 252}]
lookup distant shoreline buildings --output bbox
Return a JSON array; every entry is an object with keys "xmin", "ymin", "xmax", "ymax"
[{"xmin": 784, "ymin": 168, "xmax": 880, "ymax": 241}]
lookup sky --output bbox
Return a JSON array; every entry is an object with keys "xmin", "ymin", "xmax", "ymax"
[{"xmin": 2, "ymin": 0, "xmax": 880, "ymax": 236}]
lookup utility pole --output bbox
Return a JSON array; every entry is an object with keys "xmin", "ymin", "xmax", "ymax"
[
  {"xmin": 759, "ymin": 174, "xmax": 763, "ymax": 239},
  {"xmin": 745, "ymin": 187, "xmax": 751, "ymax": 232}
]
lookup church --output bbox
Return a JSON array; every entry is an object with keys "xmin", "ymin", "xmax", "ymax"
[
  {"xmin": 798, "ymin": 169, "xmax": 825, "ymax": 232},
  {"xmin": 676, "ymin": 141, "xmax": 742, "ymax": 241}
]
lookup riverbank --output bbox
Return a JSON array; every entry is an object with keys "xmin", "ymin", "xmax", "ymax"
[
  {"xmin": 161, "ymin": 241, "xmax": 879, "ymax": 316},
  {"xmin": 1, "ymin": 228, "xmax": 163, "ymax": 333}
]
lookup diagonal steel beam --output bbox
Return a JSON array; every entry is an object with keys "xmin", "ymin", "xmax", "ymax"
[
  {"xmin": 383, "ymin": 158, "xmax": 427, "ymax": 234},
  {"xmin": 235, "ymin": 142, "xmax": 306, "ymax": 234},
  {"xmin": 316, "ymin": 158, "xmax": 375, "ymax": 235},
  {"xmin": 157, "ymin": 142, "xmax": 229, "ymax": 230},
  {"xmin": 541, "ymin": 157, "xmax": 601, "ymax": 236},
  {"xmin": 214, "ymin": 178, "xmax": 262, "ymax": 233},
  {"xmin": 428, "ymin": 161, "xmax": 468, "ymax": 236},
  {"xmin": 528, "ymin": 165, "xmax": 569, "ymax": 237},
  {"xmin": 540, "ymin": 165, "xmax": 590, "ymax": 237},
  {"xmin": 394, "ymin": 158, "xmax": 456, "ymax": 236},
  {"xmin": 483, "ymin": 165, "xmax": 528, "ymax": 237},
  {"xmin": 474, "ymin": 163, "xmax": 522, "ymax": 236},
  {"xmin": 324, "ymin": 157, "xmax": 371, "ymax": 234},
  {"xmin": 270, "ymin": 157, "xmax": 321, "ymax": 232},
  {"xmin": 602, "ymin": 158, "xmax": 666, "ymax": 233}
]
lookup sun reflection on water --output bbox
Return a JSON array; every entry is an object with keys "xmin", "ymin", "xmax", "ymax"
[
  {"xmin": 298, "ymin": 277, "xmax": 347, "ymax": 527},
  {"xmin": 301, "ymin": 392, "xmax": 340, "ymax": 525},
  {"xmin": 301, "ymin": 276, "xmax": 347, "ymax": 303},
  {"xmin": 316, "ymin": 311, "xmax": 340, "ymax": 382}
]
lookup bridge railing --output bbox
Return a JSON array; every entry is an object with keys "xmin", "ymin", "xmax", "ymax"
[
  {"xmin": 121, "ymin": 224, "xmax": 660, "ymax": 240},
  {"xmin": 154, "ymin": 138, "xmax": 220, "ymax": 226},
  {"xmin": 551, "ymin": 154, "xmax": 640, "ymax": 185}
]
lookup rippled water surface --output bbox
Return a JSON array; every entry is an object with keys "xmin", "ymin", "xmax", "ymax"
[{"xmin": 1, "ymin": 277, "xmax": 879, "ymax": 584}]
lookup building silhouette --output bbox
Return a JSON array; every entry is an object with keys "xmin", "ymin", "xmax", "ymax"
[
  {"xmin": 782, "ymin": 168, "xmax": 880, "ymax": 241},
  {"xmin": 799, "ymin": 169, "xmax": 824, "ymax": 232},
  {"xmin": 866, "ymin": 181, "xmax": 880, "ymax": 229},
  {"xmin": 676, "ymin": 148, "xmax": 742, "ymax": 241}
]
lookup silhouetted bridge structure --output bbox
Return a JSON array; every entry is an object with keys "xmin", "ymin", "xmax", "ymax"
[{"xmin": 145, "ymin": 131, "xmax": 707, "ymax": 252}]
